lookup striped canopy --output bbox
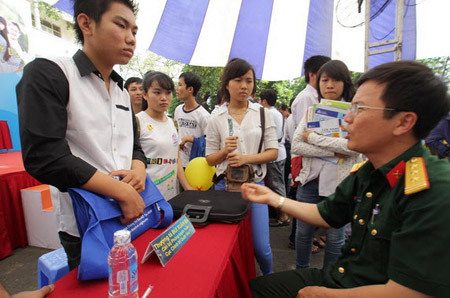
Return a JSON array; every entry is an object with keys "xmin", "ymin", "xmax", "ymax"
[{"xmin": 50, "ymin": 0, "xmax": 449, "ymax": 80}]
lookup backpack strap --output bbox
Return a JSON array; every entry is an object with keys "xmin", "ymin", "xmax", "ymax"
[{"xmin": 258, "ymin": 107, "xmax": 265, "ymax": 153}]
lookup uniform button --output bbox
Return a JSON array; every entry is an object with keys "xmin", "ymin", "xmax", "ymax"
[
  {"xmin": 353, "ymin": 214, "xmax": 358, "ymax": 220},
  {"xmin": 350, "ymin": 248, "xmax": 357, "ymax": 253},
  {"xmin": 366, "ymin": 192, "xmax": 373, "ymax": 198},
  {"xmin": 358, "ymin": 219, "xmax": 365, "ymax": 225},
  {"xmin": 371, "ymin": 229, "xmax": 378, "ymax": 236},
  {"xmin": 338, "ymin": 267, "xmax": 345, "ymax": 274}
]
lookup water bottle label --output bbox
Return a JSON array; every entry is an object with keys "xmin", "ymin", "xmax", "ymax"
[
  {"xmin": 117, "ymin": 270, "xmax": 128, "ymax": 294},
  {"xmin": 130, "ymin": 262, "xmax": 138, "ymax": 292}
]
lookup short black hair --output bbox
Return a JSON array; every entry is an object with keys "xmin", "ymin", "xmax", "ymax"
[
  {"xmin": 179, "ymin": 72, "xmax": 202, "ymax": 96},
  {"xmin": 357, "ymin": 60, "xmax": 450, "ymax": 140},
  {"xmin": 259, "ymin": 89, "xmax": 277, "ymax": 107},
  {"xmin": 279, "ymin": 103, "xmax": 289, "ymax": 111},
  {"xmin": 73, "ymin": 0, "xmax": 138, "ymax": 44},
  {"xmin": 304, "ymin": 55, "xmax": 331, "ymax": 83},
  {"xmin": 141, "ymin": 71, "xmax": 174, "ymax": 111},
  {"xmin": 316, "ymin": 60, "xmax": 355, "ymax": 102},
  {"xmin": 124, "ymin": 77, "xmax": 142, "ymax": 91},
  {"xmin": 220, "ymin": 58, "xmax": 256, "ymax": 102}
]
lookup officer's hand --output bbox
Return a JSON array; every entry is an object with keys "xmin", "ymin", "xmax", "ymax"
[
  {"xmin": 11, "ymin": 284, "xmax": 55, "ymax": 298},
  {"xmin": 297, "ymin": 286, "xmax": 327, "ymax": 298},
  {"xmin": 241, "ymin": 183, "xmax": 277, "ymax": 205}
]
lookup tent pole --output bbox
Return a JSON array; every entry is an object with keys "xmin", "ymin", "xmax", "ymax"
[
  {"xmin": 365, "ymin": 0, "xmax": 404, "ymax": 71},
  {"xmin": 364, "ymin": 0, "xmax": 371, "ymax": 72}
]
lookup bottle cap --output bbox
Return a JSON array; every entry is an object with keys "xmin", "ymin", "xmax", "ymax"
[{"xmin": 113, "ymin": 229, "xmax": 131, "ymax": 245}]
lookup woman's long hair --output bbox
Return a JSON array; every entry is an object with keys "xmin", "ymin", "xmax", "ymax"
[
  {"xmin": 0, "ymin": 16, "xmax": 11, "ymax": 61},
  {"xmin": 316, "ymin": 60, "xmax": 355, "ymax": 102}
]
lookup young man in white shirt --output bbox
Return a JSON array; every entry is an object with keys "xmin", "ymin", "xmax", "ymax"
[
  {"xmin": 174, "ymin": 71, "xmax": 210, "ymax": 167},
  {"xmin": 291, "ymin": 55, "xmax": 331, "ymax": 130},
  {"xmin": 17, "ymin": 0, "xmax": 146, "ymax": 270}
]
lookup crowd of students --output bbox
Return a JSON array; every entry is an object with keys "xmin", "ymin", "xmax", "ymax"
[{"xmin": 14, "ymin": 0, "xmax": 450, "ymax": 297}]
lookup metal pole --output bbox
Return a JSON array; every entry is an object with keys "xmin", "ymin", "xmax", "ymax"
[
  {"xmin": 364, "ymin": 0, "xmax": 371, "ymax": 72},
  {"xmin": 395, "ymin": 0, "xmax": 404, "ymax": 61}
]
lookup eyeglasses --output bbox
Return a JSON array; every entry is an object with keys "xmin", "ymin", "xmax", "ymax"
[{"xmin": 350, "ymin": 103, "xmax": 398, "ymax": 117}]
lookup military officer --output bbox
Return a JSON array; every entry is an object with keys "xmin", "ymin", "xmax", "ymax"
[{"xmin": 241, "ymin": 61, "xmax": 450, "ymax": 298}]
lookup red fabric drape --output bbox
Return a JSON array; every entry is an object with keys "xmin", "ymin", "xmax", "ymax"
[
  {"xmin": 0, "ymin": 121, "xmax": 12, "ymax": 150},
  {"xmin": 0, "ymin": 171, "xmax": 41, "ymax": 259}
]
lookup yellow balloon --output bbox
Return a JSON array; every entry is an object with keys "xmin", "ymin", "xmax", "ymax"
[{"xmin": 185, "ymin": 157, "xmax": 216, "ymax": 191}]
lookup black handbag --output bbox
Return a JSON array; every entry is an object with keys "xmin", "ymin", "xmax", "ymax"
[{"xmin": 169, "ymin": 190, "xmax": 250, "ymax": 226}]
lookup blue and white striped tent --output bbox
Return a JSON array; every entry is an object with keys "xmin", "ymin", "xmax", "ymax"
[{"xmin": 48, "ymin": 0, "xmax": 449, "ymax": 80}]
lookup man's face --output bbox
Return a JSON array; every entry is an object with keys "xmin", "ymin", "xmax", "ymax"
[
  {"xmin": 89, "ymin": 2, "xmax": 137, "ymax": 66},
  {"xmin": 344, "ymin": 80, "xmax": 398, "ymax": 156},
  {"xmin": 176, "ymin": 77, "xmax": 190, "ymax": 101},
  {"xmin": 128, "ymin": 82, "xmax": 143, "ymax": 109}
]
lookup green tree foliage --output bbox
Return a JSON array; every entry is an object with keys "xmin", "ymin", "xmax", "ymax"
[
  {"xmin": 119, "ymin": 51, "xmax": 183, "ymax": 80},
  {"xmin": 257, "ymin": 78, "xmax": 306, "ymax": 107},
  {"xmin": 418, "ymin": 56, "xmax": 450, "ymax": 88}
]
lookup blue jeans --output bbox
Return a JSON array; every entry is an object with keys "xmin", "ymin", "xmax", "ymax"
[
  {"xmin": 216, "ymin": 180, "xmax": 273, "ymax": 275},
  {"xmin": 295, "ymin": 180, "xmax": 345, "ymax": 269}
]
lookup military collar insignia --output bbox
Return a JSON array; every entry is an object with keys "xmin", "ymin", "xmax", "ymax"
[{"xmin": 386, "ymin": 160, "xmax": 405, "ymax": 188}]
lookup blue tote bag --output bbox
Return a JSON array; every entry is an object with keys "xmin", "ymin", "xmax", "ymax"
[{"xmin": 68, "ymin": 175, "xmax": 173, "ymax": 280}]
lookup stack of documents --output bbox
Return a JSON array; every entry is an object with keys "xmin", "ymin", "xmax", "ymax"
[{"xmin": 306, "ymin": 99, "xmax": 351, "ymax": 138}]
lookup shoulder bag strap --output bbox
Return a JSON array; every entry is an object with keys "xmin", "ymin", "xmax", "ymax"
[{"xmin": 258, "ymin": 107, "xmax": 265, "ymax": 153}]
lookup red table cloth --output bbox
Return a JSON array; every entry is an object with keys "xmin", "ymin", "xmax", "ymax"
[
  {"xmin": 0, "ymin": 121, "xmax": 12, "ymax": 150},
  {"xmin": 48, "ymin": 214, "xmax": 256, "ymax": 298},
  {"xmin": 0, "ymin": 171, "xmax": 41, "ymax": 259}
]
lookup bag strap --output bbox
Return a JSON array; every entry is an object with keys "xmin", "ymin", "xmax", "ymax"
[
  {"xmin": 278, "ymin": 116, "xmax": 285, "ymax": 142},
  {"xmin": 135, "ymin": 115, "xmax": 141, "ymax": 137},
  {"xmin": 258, "ymin": 107, "xmax": 265, "ymax": 153},
  {"xmin": 152, "ymin": 199, "xmax": 173, "ymax": 228}
]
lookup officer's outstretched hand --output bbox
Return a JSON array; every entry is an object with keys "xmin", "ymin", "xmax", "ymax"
[
  {"xmin": 241, "ymin": 183, "xmax": 277, "ymax": 205},
  {"xmin": 297, "ymin": 286, "xmax": 327, "ymax": 298}
]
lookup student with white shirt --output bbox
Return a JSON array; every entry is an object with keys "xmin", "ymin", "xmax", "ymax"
[
  {"xmin": 136, "ymin": 72, "xmax": 194, "ymax": 200},
  {"xmin": 17, "ymin": 0, "xmax": 146, "ymax": 270},
  {"xmin": 291, "ymin": 60, "xmax": 364, "ymax": 269},
  {"xmin": 205, "ymin": 58, "xmax": 278, "ymax": 275},
  {"xmin": 174, "ymin": 72, "xmax": 210, "ymax": 167}
]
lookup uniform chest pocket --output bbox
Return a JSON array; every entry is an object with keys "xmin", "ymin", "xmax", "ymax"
[{"xmin": 368, "ymin": 222, "xmax": 396, "ymax": 273}]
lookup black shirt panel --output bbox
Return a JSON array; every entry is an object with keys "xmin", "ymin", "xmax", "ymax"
[{"xmin": 17, "ymin": 58, "xmax": 97, "ymax": 191}]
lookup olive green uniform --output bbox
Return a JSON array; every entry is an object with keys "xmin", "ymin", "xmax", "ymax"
[{"xmin": 250, "ymin": 143, "xmax": 450, "ymax": 297}]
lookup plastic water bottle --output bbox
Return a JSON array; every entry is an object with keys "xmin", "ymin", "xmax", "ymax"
[{"xmin": 108, "ymin": 230, "xmax": 138, "ymax": 297}]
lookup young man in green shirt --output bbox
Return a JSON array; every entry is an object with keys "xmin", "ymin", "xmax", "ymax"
[{"xmin": 241, "ymin": 61, "xmax": 450, "ymax": 297}]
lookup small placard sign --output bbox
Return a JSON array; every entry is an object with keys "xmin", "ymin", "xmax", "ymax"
[{"xmin": 141, "ymin": 215, "xmax": 195, "ymax": 266}]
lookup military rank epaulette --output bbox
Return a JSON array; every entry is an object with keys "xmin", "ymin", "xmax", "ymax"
[
  {"xmin": 404, "ymin": 157, "xmax": 430, "ymax": 195},
  {"xmin": 349, "ymin": 160, "xmax": 367, "ymax": 174}
]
